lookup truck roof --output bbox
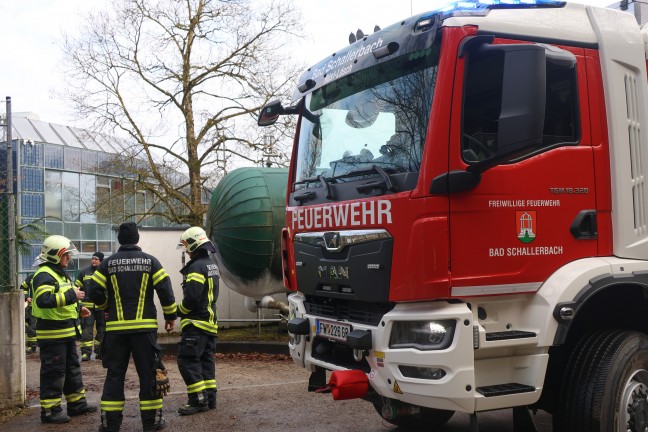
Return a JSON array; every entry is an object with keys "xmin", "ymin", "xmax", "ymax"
[{"xmin": 293, "ymin": 0, "xmax": 640, "ymax": 102}]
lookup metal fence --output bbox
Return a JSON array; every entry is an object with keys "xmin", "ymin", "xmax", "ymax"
[{"xmin": 0, "ymin": 97, "xmax": 17, "ymax": 293}]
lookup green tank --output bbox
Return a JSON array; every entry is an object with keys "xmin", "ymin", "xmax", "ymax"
[{"xmin": 206, "ymin": 167, "xmax": 288, "ymax": 298}]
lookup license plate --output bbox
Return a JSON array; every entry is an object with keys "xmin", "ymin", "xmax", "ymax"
[{"xmin": 316, "ymin": 319, "xmax": 352, "ymax": 342}]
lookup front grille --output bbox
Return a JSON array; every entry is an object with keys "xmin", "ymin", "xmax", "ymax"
[{"xmin": 305, "ymin": 296, "xmax": 394, "ymax": 326}]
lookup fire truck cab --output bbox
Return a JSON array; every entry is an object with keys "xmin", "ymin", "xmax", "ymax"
[{"xmin": 259, "ymin": 1, "xmax": 648, "ymax": 430}]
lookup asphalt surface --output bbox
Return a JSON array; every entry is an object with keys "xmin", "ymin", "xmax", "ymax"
[{"xmin": 2, "ymin": 346, "xmax": 554, "ymax": 432}]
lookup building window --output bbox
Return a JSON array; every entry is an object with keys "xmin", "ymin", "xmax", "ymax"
[
  {"xmin": 21, "ymin": 142, "xmax": 42, "ymax": 167},
  {"xmin": 21, "ymin": 167, "xmax": 44, "ymax": 192},
  {"xmin": 21, "ymin": 193, "xmax": 44, "ymax": 218},
  {"xmin": 46, "ymin": 220, "xmax": 63, "ymax": 235},
  {"xmin": 44, "ymin": 145, "xmax": 64, "ymax": 169},
  {"xmin": 65, "ymin": 148, "xmax": 82, "ymax": 171},
  {"xmin": 80, "ymin": 174, "xmax": 96, "ymax": 223},
  {"xmin": 82, "ymin": 151, "xmax": 98, "ymax": 173},
  {"xmin": 45, "ymin": 171, "xmax": 62, "ymax": 219},
  {"xmin": 62, "ymin": 172, "xmax": 80, "ymax": 222}
]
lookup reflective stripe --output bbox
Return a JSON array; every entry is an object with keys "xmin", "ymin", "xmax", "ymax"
[
  {"xmin": 37, "ymin": 327, "xmax": 77, "ymax": 339},
  {"xmin": 34, "ymin": 284, "xmax": 55, "ymax": 299},
  {"xmin": 204, "ymin": 379, "xmax": 217, "ymax": 390},
  {"xmin": 80, "ymin": 301, "xmax": 95, "ymax": 307},
  {"xmin": 181, "ymin": 318, "xmax": 218, "ymax": 334},
  {"xmin": 178, "ymin": 303, "xmax": 191, "ymax": 315},
  {"xmin": 136, "ymin": 273, "xmax": 149, "ymax": 321},
  {"xmin": 65, "ymin": 389, "xmax": 86, "ymax": 403},
  {"xmin": 80, "ymin": 341, "xmax": 94, "ymax": 347},
  {"xmin": 140, "ymin": 399, "xmax": 163, "ymax": 410},
  {"xmin": 186, "ymin": 273, "xmax": 206, "ymax": 284},
  {"xmin": 208, "ymin": 278, "xmax": 215, "ymax": 325},
  {"xmin": 187, "ymin": 380, "xmax": 206, "ymax": 393},
  {"xmin": 97, "ymin": 300, "xmax": 108, "ymax": 310},
  {"xmin": 106, "ymin": 319, "xmax": 158, "ymax": 331},
  {"xmin": 92, "ymin": 271, "xmax": 107, "ymax": 288},
  {"xmin": 152, "ymin": 269, "xmax": 168, "ymax": 286},
  {"xmin": 100, "ymin": 400, "xmax": 125, "ymax": 412},
  {"xmin": 162, "ymin": 303, "xmax": 177, "ymax": 314},
  {"xmin": 111, "ymin": 275, "xmax": 124, "ymax": 321},
  {"xmin": 40, "ymin": 398, "xmax": 62, "ymax": 409},
  {"xmin": 55, "ymin": 292, "xmax": 66, "ymax": 308}
]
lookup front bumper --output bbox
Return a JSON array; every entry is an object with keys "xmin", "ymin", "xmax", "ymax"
[{"xmin": 287, "ymin": 292, "xmax": 476, "ymax": 413}]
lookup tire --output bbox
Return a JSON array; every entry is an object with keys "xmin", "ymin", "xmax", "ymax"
[
  {"xmin": 553, "ymin": 330, "xmax": 648, "ymax": 432},
  {"xmin": 372, "ymin": 398, "xmax": 454, "ymax": 430}
]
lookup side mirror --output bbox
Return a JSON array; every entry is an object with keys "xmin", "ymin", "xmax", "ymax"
[
  {"xmin": 258, "ymin": 100, "xmax": 284, "ymax": 126},
  {"xmin": 467, "ymin": 43, "xmax": 548, "ymax": 173},
  {"xmin": 498, "ymin": 44, "xmax": 547, "ymax": 155}
]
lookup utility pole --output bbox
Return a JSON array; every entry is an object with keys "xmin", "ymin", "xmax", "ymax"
[{"xmin": 5, "ymin": 96, "xmax": 15, "ymax": 292}]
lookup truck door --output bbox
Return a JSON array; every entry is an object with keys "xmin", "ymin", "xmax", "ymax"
[{"xmin": 448, "ymin": 41, "xmax": 598, "ymax": 295}]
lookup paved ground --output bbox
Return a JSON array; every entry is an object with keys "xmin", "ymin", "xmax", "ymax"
[{"xmin": 1, "ymin": 348, "xmax": 553, "ymax": 432}]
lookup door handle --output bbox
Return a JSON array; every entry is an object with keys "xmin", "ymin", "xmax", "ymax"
[{"xmin": 570, "ymin": 210, "xmax": 597, "ymax": 240}]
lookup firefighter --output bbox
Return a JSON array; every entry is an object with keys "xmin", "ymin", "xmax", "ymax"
[
  {"xmin": 22, "ymin": 273, "xmax": 37, "ymax": 354},
  {"xmin": 87, "ymin": 222, "xmax": 177, "ymax": 432},
  {"xmin": 76, "ymin": 251, "xmax": 106, "ymax": 361},
  {"xmin": 176, "ymin": 226, "xmax": 219, "ymax": 414},
  {"xmin": 31, "ymin": 235, "xmax": 97, "ymax": 424}
]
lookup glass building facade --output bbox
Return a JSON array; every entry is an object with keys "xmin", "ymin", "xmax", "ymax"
[{"xmin": 2, "ymin": 114, "xmax": 181, "ymax": 278}]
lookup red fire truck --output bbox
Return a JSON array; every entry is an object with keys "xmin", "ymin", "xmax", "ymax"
[{"xmin": 258, "ymin": 1, "xmax": 648, "ymax": 430}]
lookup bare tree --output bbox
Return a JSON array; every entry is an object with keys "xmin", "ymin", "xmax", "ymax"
[{"xmin": 62, "ymin": 0, "xmax": 302, "ymax": 226}]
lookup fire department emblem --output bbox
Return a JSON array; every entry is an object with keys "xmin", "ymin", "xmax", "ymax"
[{"xmin": 516, "ymin": 210, "xmax": 536, "ymax": 244}]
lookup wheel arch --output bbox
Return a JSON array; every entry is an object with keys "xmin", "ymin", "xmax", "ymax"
[{"xmin": 552, "ymin": 273, "xmax": 648, "ymax": 347}]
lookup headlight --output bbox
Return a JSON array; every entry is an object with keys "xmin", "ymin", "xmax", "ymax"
[{"xmin": 389, "ymin": 320, "xmax": 455, "ymax": 350}]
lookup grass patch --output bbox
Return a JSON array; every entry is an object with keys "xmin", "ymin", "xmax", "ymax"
[
  {"xmin": 218, "ymin": 323, "xmax": 289, "ymax": 342},
  {"xmin": 158, "ymin": 322, "xmax": 289, "ymax": 342}
]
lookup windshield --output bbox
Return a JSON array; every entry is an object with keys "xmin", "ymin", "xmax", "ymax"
[{"xmin": 294, "ymin": 36, "xmax": 441, "ymax": 191}]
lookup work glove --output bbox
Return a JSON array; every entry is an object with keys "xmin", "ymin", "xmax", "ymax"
[{"xmin": 155, "ymin": 356, "xmax": 170, "ymax": 397}]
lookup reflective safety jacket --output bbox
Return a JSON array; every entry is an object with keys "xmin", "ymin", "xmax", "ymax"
[
  {"xmin": 178, "ymin": 250, "xmax": 219, "ymax": 334},
  {"xmin": 88, "ymin": 245, "xmax": 177, "ymax": 333},
  {"xmin": 31, "ymin": 264, "xmax": 80, "ymax": 342},
  {"xmin": 75, "ymin": 265, "xmax": 98, "ymax": 309}
]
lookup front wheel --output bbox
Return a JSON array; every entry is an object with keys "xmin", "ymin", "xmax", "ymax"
[
  {"xmin": 554, "ymin": 330, "xmax": 648, "ymax": 432},
  {"xmin": 372, "ymin": 398, "xmax": 454, "ymax": 430}
]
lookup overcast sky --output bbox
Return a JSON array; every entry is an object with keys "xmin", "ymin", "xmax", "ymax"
[{"xmin": 0, "ymin": 0, "xmax": 618, "ymax": 127}]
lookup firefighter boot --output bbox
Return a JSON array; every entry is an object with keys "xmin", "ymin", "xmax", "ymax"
[
  {"xmin": 98, "ymin": 410, "xmax": 123, "ymax": 432},
  {"xmin": 141, "ymin": 408, "xmax": 166, "ymax": 431},
  {"xmin": 207, "ymin": 390, "xmax": 217, "ymax": 410},
  {"xmin": 178, "ymin": 392, "xmax": 208, "ymax": 415},
  {"xmin": 41, "ymin": 407, "xmax": 71, "ymax": 424},
  {"xmin": 68, "ymin": 399, "xmax": 98, "ymax": 416}
]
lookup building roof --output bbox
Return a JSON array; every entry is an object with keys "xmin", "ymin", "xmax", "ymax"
[{"xmin": 11, "ymin": 113, "xmax": 119, "ymax": 153}]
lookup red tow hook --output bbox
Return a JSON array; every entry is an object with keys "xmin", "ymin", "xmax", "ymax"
[{"xmin": 315, "ymin": 370, "xmax": 369, "ymax": 400}]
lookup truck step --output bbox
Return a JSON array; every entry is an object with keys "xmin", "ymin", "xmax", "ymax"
[
  {"xmin": 485, "ymin": 330, "xmax": 536, "ymax": 341},
  {"xmin": 476, "ymin": 383, "xmax": 536, "ymax": 397}
]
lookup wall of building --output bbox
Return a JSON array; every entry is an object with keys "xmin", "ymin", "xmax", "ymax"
[{"xmin": 138, "ymin": 229, "xmax": 266, "ymax": 331}]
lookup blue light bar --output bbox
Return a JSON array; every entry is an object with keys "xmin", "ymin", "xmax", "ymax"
[{"xmin": 423, "ymin": 0, "xmax": 565, "ymax": 18}]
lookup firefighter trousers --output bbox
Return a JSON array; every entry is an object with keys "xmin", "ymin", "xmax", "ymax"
[
  {"xmin": 100, "ymin": 332, "xmax": 163, "ymax": 429},
  {"xmin": 80, "ymin": 308, "xmax": 106, "ymax": 356},
  {"xmin": 38, "ymin": 338, "xmax": 89, "ymax": 413},
  {"xmin": 177, "ymin": 325, "xmax": 217, "ymax": 405}
]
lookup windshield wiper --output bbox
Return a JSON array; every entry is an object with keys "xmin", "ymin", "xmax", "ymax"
[
  {"xmin": 293, "ymin": 175, "xmax": 333, "ymax": 204},
  {"xmin": 351, "ymin": 165, "xmax": 397, "ymax": 193}
]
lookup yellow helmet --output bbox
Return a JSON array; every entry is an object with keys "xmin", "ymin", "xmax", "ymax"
[
  {"xmin": 38, "ymin": 235, "xmax": 78, "ymax": 265},
  {"xmin": 178, "ymin": 226, "xmax": 211, "ymax": 253}
]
